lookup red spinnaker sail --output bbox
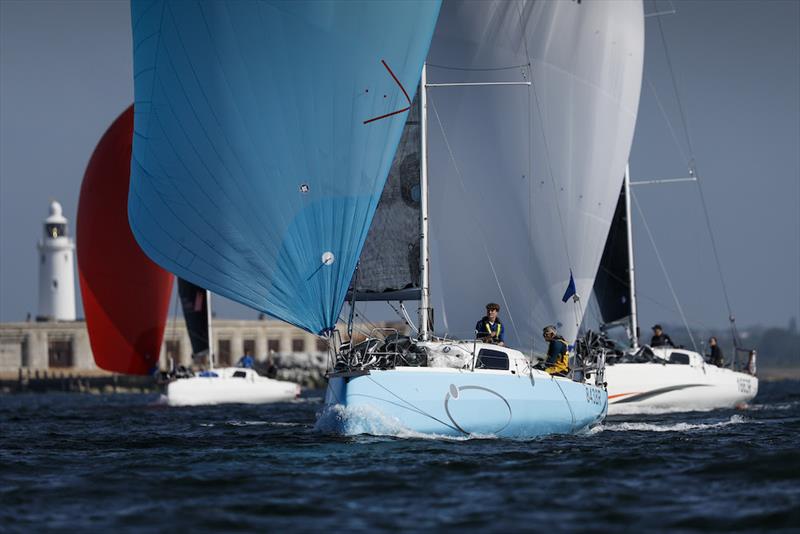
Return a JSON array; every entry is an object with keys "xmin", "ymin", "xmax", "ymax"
[{"xmin": 77, "ymin": 106, "xmax": 174, "ymax": 375}]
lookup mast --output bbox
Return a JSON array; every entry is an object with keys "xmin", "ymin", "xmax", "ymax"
[
  {"xmin": 418, "ymin": 63, "xmax": 431, "ymax": 341},
  {"xmin": 206, "ymin": 290, "xmax": 215, "ymax": 369},
  {"xmin": 624, "ymin": 164, "xmax": 639, "ymax": 350}
]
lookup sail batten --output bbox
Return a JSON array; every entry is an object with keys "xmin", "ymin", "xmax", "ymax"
[{"xmin": 129, "ymin": 0, "xmax": 441, "ymax": 334}]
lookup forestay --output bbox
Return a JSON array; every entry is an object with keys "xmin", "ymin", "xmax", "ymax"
[
  {"xmin": 425, "ymin": 0, "xmax": 644, "ymax": 349},
  {"xmin": 128, "ymin": 0, "xmax": 440, "ymax": 334}
]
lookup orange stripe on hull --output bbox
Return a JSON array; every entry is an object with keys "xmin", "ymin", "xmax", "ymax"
[{"xmin": 608, "ymin": 392, "xmax": 640, "ymax": 400}]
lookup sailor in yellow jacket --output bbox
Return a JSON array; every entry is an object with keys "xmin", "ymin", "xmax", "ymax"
[{"xmin": 542, "ymin": 325, "xmax": 570, "ymax": 376}]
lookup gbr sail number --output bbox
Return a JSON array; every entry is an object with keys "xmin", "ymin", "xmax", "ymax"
[{"xmin": 585, "ymin": 386, "xmax": 602, "ymax": 405}]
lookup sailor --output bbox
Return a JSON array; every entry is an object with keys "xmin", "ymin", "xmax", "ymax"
[
  {"xmin": 475, "ymin": 303, "xmax": 505, "ymax": 346},
  {"xmin": 237, "ymin": 350, "xmax": 255, "ymax": 368},
  {"xmin": 650, "ymin": 324, "xmax": 674, "ymax": 347},
  {"xmin": 542, "ymin": 325, "xmax": 570, "ymax": 376},
  {"xmin": 265, "ymin": 354, "xmax": 278, "ymax": 379},
  {"xmin": 707, "ymin": 336, "xmax": 724, "ymax": 367}
]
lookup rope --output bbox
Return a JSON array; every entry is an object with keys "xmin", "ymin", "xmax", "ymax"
[
  {"xmin": 631, "ymin": 190, "xmax": 698, "ymax": 351},
  {"xmin": 399, "ymin": 302, "xmax": 419, "ymax": 335},
  {"xmin": 387, "ymin": 301, "xmax": 419, "ymax": 334}
]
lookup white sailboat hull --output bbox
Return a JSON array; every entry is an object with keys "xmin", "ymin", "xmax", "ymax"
[
  {"xmin": 605, "ymin": 361, "xmax": 758, "ymax": 415},
  {"xmin": 166, "ymin": 367, "xmax": 300, "ymax": 406}
]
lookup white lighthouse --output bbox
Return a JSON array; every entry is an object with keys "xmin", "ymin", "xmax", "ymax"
[{"xmin": 37, "ymin": 200, "xmax": 76, "ymax": 321}]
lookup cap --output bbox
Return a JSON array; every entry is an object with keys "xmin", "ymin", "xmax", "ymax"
[{"xmin": 652, "ymin": 324, "xmax": 662, "ymax": 331}]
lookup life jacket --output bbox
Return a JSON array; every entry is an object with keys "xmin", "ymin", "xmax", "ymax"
[
  {"xmin": 483, "ymin": 320, "xmax": 502, "ymax": 340},
  {"xmin": 545, "ymin": 336, "xmax": 570, "ymax": 375}
]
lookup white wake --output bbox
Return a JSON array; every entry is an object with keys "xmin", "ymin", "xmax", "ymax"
[{"xmin": 594, "ymin": 414, "xmax": 747, "ymax": 433}]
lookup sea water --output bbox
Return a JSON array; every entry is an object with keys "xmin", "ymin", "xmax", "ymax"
[{"xmin": 1, "ymin": 381, "xmax": 798, "ymax": 531}]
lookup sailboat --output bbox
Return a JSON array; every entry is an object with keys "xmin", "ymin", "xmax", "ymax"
[
  {"xmin": 165, "ymin": 280, "xmax": 300, "ymax": 406},
  {"xmin": 322, "ymin": 0, "xmax": 645, "ymax": 437},
  {"xmin": 591, "ymin": 167, "xmax": 758, "ymax": 415},
  {"xmin": 77, "ymin": 105, "xmax": 301, "ymax": 405},
  {"xmin": 125, "ymin": 0, "xmax": 642, "ymax": 437}
]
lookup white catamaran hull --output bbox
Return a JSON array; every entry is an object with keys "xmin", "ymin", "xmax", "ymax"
[
  {"xmin": 167, "ymin": 367, "xmax": 300, "ymax": 406},
  {"xmin": 320, "ymin": 367, "xmax": 606, "ymax": 438},
  {"xmin": 605, "ymin": 362, "xmax": 757, "ymax": 415}
]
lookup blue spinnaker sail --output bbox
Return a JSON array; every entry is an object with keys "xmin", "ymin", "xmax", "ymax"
[{"xmin": 129, "ymin": 0, "xmax": 440, "ymax": 334}]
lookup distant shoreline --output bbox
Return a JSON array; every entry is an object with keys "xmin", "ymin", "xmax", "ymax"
[{"xmin": 757, "ymin": 367, "xmax": 800, "ymax": 381}]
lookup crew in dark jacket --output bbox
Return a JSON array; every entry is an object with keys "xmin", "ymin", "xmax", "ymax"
[
  {"xmin": 708, "ymin": 336, "xmax": 724, "ymax": 367},
  {"xmin": 650, "ymin": 324, "xmax": 674, "ymax": 347},
  {"xmin": 475, "ymin": 302, "xmax": 505, "ymax": 346}
]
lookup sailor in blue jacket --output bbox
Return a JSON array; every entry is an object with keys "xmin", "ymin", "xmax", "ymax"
[
  {"xmin": 475, "ymin": 303, "xmax": 505, "ymax": 346},
  {"xmin": 543, "ymin": 325, "xmax": 570, "ymax": 376},
  {"xmin": 237, "ymin": 350, "xmax": 255, "ymax": 368}
]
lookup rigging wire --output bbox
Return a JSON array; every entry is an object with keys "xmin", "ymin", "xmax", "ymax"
[
  {"xmin": 631, "ymin": 189, "xmax": 698, "ymax": 351},
  {"xmin": 646, "ymin": 77, "xmax": 690, "ymax": 164},
  {"xmin": 512, "ymin": 1, "xmax": 581, "ymax": 339},
  {"xmin": 426, "ymin": 62, "xmax": 530, "ymax": 73},
  {"xmin": 594, "ymin": 263, "xmax": 717, "ymax": 331},
  {"xmin": 515, "ymin": 3, "xmax": 537, "ymax": 355},
  {"xmin": 654, "ymin": 3, "xmax": 695, "ymax": 162},
  {"xmin": 512, "ymin": 0, "xmax": 573, "ymax": 274},
  {"xmin": 529, "ymin": 80, "xmax": 573, "ymax": 273},
  {"xmin": 653, "ymin": 0, "xmax": 740, "ymax": 345},
  {"xmin": 427, "ymin": 92, "xmax": 521, "ymax": 344}
]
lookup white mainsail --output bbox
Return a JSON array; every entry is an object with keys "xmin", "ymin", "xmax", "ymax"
[{"xmin": 425, "ymin": 0, "xmax": 644, "ymax": 350}]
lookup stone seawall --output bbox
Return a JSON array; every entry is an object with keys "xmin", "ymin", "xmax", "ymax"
[{"xmin": 1, "ymin": 354, "xmax": 331, "ymax": 394}]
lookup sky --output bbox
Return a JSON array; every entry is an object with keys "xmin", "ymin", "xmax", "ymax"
[{"xmin": 0, "ymin": 0, "xmax": 798, "ymax": 332}]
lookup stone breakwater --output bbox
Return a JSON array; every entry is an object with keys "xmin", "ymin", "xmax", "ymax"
[
  {"xmin": 264, "ymin": 353, "xmax": 329, "ymax": 389},
  {"xmin": 0, "ymin": 353, "xmax": 332, "ymax": 394}
]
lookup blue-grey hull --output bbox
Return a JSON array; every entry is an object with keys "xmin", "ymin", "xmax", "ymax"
[{"xmin": 320, "ymin": 369, "xmax": 607, "ymax": 438}]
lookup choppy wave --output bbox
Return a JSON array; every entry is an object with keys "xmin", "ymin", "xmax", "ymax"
[
  {"xmin": 2, "ymin": 381, "xmax": 798, "ymax": 531},
  {"xmin": 225, "ymin": 420, "xmax": 303, "ymax": 427},
  {"xmin": 746, "ymin": 400, "xmax": 800, "ymax": 412},
  {"xmin": 597, "ymin": 414, "xmax": 747, "ymax": 433}
]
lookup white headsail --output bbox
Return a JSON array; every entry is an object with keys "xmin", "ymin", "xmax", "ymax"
[{"xmin": 425, "ymin": 0, "xmax": 644, "ymax": 350}]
